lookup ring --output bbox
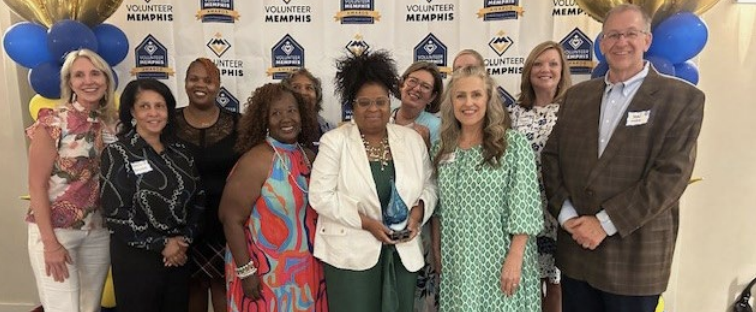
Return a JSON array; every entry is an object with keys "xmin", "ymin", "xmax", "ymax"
[{"xmin": 512, "ymin": 283, "xmax": 518, "ymax": 287}]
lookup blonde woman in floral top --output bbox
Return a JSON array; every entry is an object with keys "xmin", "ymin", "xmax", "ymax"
[
  {"xmin": 509, "ymin": 41, "xmax": 572, "ymax": 312},
  {"xmin": 26, "ymin": 49, "xmax": 117, "ymax": 312}
]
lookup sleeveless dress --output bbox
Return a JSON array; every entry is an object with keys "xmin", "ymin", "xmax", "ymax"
[{"xmin": 225, "ymin": 137, "xmax": 328, "ymax": 312}]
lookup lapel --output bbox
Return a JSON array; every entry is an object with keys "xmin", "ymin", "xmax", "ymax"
[
  {"xmin": 586, "ymin": 68, "xmax": 661, "ymax": 186},
  {"xmin": 346, "ymin": 124, "xmax": 382, "ymax": 211},
  {"xmin": 387, "ymin": 125, "xmax": 411, "ymax": 206}
]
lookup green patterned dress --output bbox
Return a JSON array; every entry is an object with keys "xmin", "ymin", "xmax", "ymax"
[{"xmin": 434, "ymin": 130, "xmax": 543, "ymax": 312}]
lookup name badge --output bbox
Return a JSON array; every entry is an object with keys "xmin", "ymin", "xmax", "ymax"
[
  {"xmin": 626, "ymin": 110, "xmax": 650, "ymax": 126},
  {"xmin": 515, "ymin": 116, "xmax": 534, "ymax": 129},
  {"xmin": 131, "ymin": 160, "xmax": 153, "ymax": 175},
  {"xmin": 438, "ymin": 152, "xmax": 456, "ymax": 165}
]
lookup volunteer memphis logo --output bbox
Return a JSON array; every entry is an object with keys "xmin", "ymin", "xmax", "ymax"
[
  {"xmin": 477, "ymin": 0, "xmax": 523, "ymax": 21},
  {"xmin": 196, "ymin": 0, "xmax": 240, "ymax": 23},
  {"xmin": 125, "ymin": 0, "xmax": 173, "ymax": 22},
  {"xmin": 131, "ymin": 34, "xmax": 174, "ymax": 79},
  {"xmin": 268, "ymin": 34, "xmax": 305, "ymax": 80},
  {"xmin": 216, "ymin": 87, "xmax": 240, "ymax": 112},
  {"xmin": 485, "ymin": 31, "xmax": 525, "ymax": 76},
  {"xmin": 497, "ymin": 86, "xmax": 516, "ymax": 108},
  {"xmin": 405, "ymin": 0, "xmax": 454, "ymax": 22},
  {"xmin": 207, "ymin": 33, "xmax": 231, "ymax": 58},
  {"xmin": 413, "ymin": 33, "xmax": 452, "ymax": 77},
  {"xmin": 552, "ymin": 0, "xmax": 585, "ymax": 16},
  {"xmin": 346, "ymin": 33, "xmax": 370, "ymax": 57},
  {"xmin": 207, "ymin": 33, "xmax": 244, "ymax": 77},
  {"xmin": 265, "ymin": 0, "xmax": 312, "ymax": 23},
  {"xmin": 559, "ymin": 28, "xmax": 594, "ymax": 75},
  {"xmin": 335, "ymin": 0, "xmax": 381, "ymax": 24}
]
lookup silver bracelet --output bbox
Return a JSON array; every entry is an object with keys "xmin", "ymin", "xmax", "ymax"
[{"xmin": 235, "ymin": 260, "xmax": 257, "ymax": 279}]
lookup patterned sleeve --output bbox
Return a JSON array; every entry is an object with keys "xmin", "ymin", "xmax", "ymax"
[
  {"xmin": 26, "ymin": 108, "xmax": 61, "ymax": 142},
  {"xmin": 100, "ymin": 143, "xmax": 167, "ymax": 252},
  {"xmin": 503, "ymin": 131, "xmax": 543, "ymax": 235}
]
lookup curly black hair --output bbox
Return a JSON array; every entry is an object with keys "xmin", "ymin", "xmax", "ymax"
[
  {"xmin": 235, "ymin": 83, "xmax": 318, "ymax": 153},
  {"xmin": 334, "ymin": 50, "xmax": 400, "ymax": 108}
]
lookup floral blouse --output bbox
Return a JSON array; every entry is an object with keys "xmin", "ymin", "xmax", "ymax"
[{"xmin": 25, "ymin": 102, "xmax": 116, "ymax": 230}]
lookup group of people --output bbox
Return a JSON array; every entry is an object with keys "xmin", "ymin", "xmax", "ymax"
[{"xmin": 24, "ymin": 4, "xmax": 704, "ymax": 312}]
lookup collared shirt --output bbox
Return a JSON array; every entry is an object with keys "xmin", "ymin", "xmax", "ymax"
[
  {"xmin": 25, "ymin": 102, "xmax": 116, "ymax": 230},
  {"xmin": 100, "ymin": 130, "xmax": 205, "ymax": 252},
  {"xmin": 598, "ymin": 62, "xmax": 650, "ymax": 157},
  {"xmin": 558, "ymin": 62, "xmax": 650, "ymax": 236}
]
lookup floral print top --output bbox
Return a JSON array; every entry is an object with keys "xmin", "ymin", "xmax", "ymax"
[{"xmin": 25, "ymin": 102, "xmax": 115, "ymax": 230}]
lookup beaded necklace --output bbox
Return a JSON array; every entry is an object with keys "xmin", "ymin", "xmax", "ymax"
[
  {"xmin": 272, "ymin": 142, "xmax": 311, "ymax": 194},
  {"xmin": 361, "ymin": 134, "xmax": 391, "ymax": 171}
]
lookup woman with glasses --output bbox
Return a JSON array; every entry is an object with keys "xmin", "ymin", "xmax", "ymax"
[
  {"xmin": 309, "ymin": 50, "xmax": 437, "ymax": 312},
  {"xmin": 393, "ymin": 61, "xmax": 443, "ymax": 148}
]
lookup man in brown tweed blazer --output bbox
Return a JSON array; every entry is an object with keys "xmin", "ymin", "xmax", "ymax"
[{"xmin": 542, "ymin": 4, "xmax": 705, "ymax": 312}]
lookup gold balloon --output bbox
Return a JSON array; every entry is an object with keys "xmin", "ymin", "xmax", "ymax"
[
  {"xmin": 1, "ymin": 0, "xmax": 124, "ymax": 28},
  {"xmin": 575, "ymin": 0, "xmax": 721, "ymax": 28}
]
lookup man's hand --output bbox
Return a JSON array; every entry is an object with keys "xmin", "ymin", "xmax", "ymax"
[{"xmin": 569, "ymin": 216, "xmax": 607, "ymax": 250}]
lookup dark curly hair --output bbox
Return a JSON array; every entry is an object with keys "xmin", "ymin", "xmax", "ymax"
[
  {"xmin": 334, "ymin": 50, "xmax": 400, "ymax": 108},
  {"xmin": 235, "ymin": 83, "xmax": 318, "ymax": 153}
]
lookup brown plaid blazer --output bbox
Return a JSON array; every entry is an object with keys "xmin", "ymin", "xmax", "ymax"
[{"xmin": 542, "ymin": 68, "xmax": 705, "ymax": 296}]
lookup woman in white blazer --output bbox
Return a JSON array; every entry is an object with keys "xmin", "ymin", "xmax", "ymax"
[{"xmin": 309, "ymin": 50, "xmax": 436, "ymax": 312}]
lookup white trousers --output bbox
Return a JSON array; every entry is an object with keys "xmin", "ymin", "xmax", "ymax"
[{"xmin": 28, "ymin": 225, "xmax": 110, "ymax": 312}]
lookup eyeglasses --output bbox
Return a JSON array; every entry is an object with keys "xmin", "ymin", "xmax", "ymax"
[
  {"xmin": 404, "ymin": 76, "xmax": 434, "ymax": 93},
  {"xmin": 354, "ymin": 97, "xmax": 390, "ymax": 108},
  {"xmin": 602, "ymin": 29, "xmax": 647, "ymax": 43}
]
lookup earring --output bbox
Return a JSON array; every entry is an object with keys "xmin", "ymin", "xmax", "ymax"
[
  {"xmin": 266, "ymin": 128, "xmax": 270, "ymax": 137},
  {"xmin": 131, "ymin": 118, "xmax": 137, "ymax": 126}
]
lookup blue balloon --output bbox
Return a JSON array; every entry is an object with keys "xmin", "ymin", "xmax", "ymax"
[
  {"xmin": 594, "ymin": 32, "xmax": 605, "ymax": 63},
  {"xmin": 591, "ymin": 62, "xmax": 609, "ymax": 79},
  {"xmin": 674, "ymin": 60, "xmax": 699, "ymax": 85},
  {"xmin": 47, "ymin": 20, "xmax": 98, "ymax": 63},
  {"xmin": 645, "ymin": 55, "xmax": 676, "ymax": 77},
  {"xmin": 648, "ymin": 12, "xmax": 708, "ymax": 64},
  {"xmin": 93, "ymin": 24, "xmax": 129, "ymax": 66},
  {"xmin": 29, "ymin": 61, "xmax": 63, "ymax": 99},
  {"xmin": 2, "ymin": 22, "xmax": 53, "ymax": 68}
]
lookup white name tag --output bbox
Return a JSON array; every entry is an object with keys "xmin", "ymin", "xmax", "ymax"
[
  {"xmin": 626, "ymin": 110, "xmax": 650, "ymax": 126},
  {"xmin": 131, "ymin": 160, "xmax": 153, "ymax": 175}
]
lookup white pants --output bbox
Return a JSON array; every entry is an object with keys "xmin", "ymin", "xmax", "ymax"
[{"xmin": 28, "ymin": 225, "xmax": 110, "ymax": 312}]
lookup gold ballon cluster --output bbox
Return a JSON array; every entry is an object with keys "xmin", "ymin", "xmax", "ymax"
[
  {"xmin": 2, "ymin": 0, "xmax": 123, "ymax": 28},
  {"xmin": 576, "ymin": 0, "xmax": 720, "ymax": 28}
]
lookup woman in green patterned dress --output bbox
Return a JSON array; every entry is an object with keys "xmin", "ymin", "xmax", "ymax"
[{"xmin": 432, "ymin": 66, "xmax": 543, "ymax": 311}]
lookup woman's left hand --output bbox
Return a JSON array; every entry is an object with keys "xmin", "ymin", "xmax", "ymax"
[
  {"xmin": 500, "ymin": 252, "xmax": 523, "ymax": 297},
  {"xmin": 401, "ymin": 204, "xmax": 424, "ymax": 242}
]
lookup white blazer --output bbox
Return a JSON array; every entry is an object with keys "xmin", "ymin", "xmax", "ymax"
[{"xmin": 309, "ymin": 123, "xmax": 437, "ymax": 272}]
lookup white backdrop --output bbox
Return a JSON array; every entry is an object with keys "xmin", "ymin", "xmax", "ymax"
[{"xmin": 107, "ymin": 0, "xmax": 602, "ymax": 124}]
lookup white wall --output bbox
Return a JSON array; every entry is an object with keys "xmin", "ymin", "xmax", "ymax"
[
  {"xmin": 0, "ymin": 7, "xmax": 37, "ymax": 311},
  {"xmin": 1, "ymin": 2, "xmax": 755, "ymax": 311}
]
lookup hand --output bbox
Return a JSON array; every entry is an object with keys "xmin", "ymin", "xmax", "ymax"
[
  {"xmin": 162, "ymin": 237, "xmax": 189, "ymax": 267},
  {"xmin": 363, "ymin": 218, "xmax": 395, "ymax": 244},
  {"xmin": 412, "ymin": 124, "xmax": 431, "ymax": 148},
  {"xmin": 569, "ymin": 216, "xmax": 607, "ymax": 250},
  {"xmin": 401, "ymin": 206, "xmax": 424, "ymax": 243},
  {"xmin": 44, "ymin": 243, "xmax": 72, "ymax": 282},
  {"xmin": 563, "ymin": 218, "xmax": 579, "ymax": 234},
  {"xmin": 500, "ymin": 251, "xmax": 523, "ymax": 297},
  {"xmin": 241, "ymin": 274, "xmax": 263, "ymax": 301}
]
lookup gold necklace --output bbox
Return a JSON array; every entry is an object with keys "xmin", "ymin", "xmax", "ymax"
[{"xmin": 361, "ymin": 134, "xmax": 391, "ymax": 171}]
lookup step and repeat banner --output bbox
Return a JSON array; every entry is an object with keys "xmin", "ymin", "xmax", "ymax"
[{"xmin": 108, "ymin": 0, "xmax": 601, "ymax": 123}]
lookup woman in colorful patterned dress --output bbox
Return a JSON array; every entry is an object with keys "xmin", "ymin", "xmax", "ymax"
[
  {"xmin": 432, "ymin": 66, "xmax": 543, "ymax": 312},
  {"xmin": 219, "ymin": 83, "xmax": 326, "ymax": 311},
  {"xmin": 509, "ymin": 41, "xmax": 572, "ymax": 312},
  {"xmin": 26, "ymin": 49, "xmax": 117, "ymax": 312}
]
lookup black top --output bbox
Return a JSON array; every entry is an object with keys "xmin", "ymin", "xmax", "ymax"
[
  {"xmin": 100, "ymin": 130, "xmax": 205, "ymax": 252},
  {"xmin": 175, "ymin": 107, "xmax": 241, "ymax": 246}
]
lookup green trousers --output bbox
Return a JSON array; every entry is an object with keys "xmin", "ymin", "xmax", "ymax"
[{"xmin": 323, "ymin": 246, "xmax": 418, "ymax": 312}]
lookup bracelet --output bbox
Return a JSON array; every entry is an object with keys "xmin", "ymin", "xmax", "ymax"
[{"xmin": 235, "ymin": 260, "xmax": 257, "ymax": 279}]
